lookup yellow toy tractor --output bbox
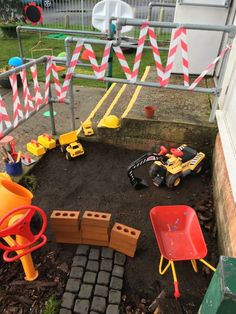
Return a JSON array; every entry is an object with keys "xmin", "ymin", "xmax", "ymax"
[
  {"xmin": 58, "ymin": 131, "xmax": 84, "ymax": 160},
  {"xmin": 127, "ymin": 144, "xmax": 205, "ymax": 189}
]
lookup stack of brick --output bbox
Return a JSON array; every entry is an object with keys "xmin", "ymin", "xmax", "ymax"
[
  {"xmin": 50, "ymin": 210, "xmax": 81, "ymax": 244},
  {"xmin": 81, "ymin": 211, "xmax": 111, "ymax": 246},
  {"xmin": 109, "ymin": 223, "xmax": 141, "ymax": 257}
]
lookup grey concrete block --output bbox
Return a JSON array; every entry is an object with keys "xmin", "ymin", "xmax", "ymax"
[
  {"xmin": 78, "ymin": 284, "xmax": 93, "ymax": 299},
  {"xmin": 83, "ymin": 271, "xmax": 97, "ymax": 284},
  {"xmin": 70, "ymin": 267, "xmax": 84, "ymax": 279},
  {"xmin": 89, "ymin": 248, "xmax": 100, "ymax": 260},
  {"xmin": 114, "ymin": 252, "xmax": 126, "ymax": 266},
  {"xmin": 59, "ymin": 309, "xmax": 72, "ymax": 314},
  {"xmin": 76, "ymin": 245, "xmax": 90, "ymax": 256},
  {"xmin": 86, "ymin": 260, "xmax": 99, "ymax": 272},
  {"xmin": 100, "ymin": 259, "xmax": 113, "ymax": 272},
  {"xmin": 91, "ymin": 296, "xmax": 106, "ymax": 313},
  {"xmin": 108, "ymin": 290, "xmax": 121, "ymax": 304},
  {"xmin": 72, "ymin": 255, "xmax": 87, "ymax": 268},
  {"xmin": 112, "ymin": 265, "xmax": 124, "ymax": 278},
  {"xmin": 65, "ymin": 278, "xmax": 81, "ymax": 293},
  {"xmin": 97, "ymin": 271, "xmax": 110, "ymax": 286},
  {"xmin": 74, "ymin": 299, "xmax": 90, "ymax": 314},
  {"xmin": 110, "ymin": 277, "xmax": 123, "ymax": 290},
  {"xmin": 90, "ymin": 312, "xmax": 99, "ymax": 314},
  {"xmin": 101, "ymin": 247, "xmax": 114, "ymax": 259},
  {"xmin": 94, "ymin": 284, "xmax": 109, "ymax": 298},
  {"xmin": 61, "ymin": 292, "xmax": 75, "ymax": 310},
  {"xmin": 106, "ymin": 304, "xmax": 119, "ymax": 314}
]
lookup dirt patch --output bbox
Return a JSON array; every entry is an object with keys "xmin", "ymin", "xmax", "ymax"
[{"xmin": 0, "ymin": 141, "xmax": 218, "ymax": 313}]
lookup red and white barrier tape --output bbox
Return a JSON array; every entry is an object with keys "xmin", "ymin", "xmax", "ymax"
[
  {"xmin": 59, "ymin": 39, "xmax": 84, "ymax": 102},
  {"xmin": 9, "ymin": 74, "xmax": 24, "ymax": 127},
  {"xmin": 83, "ymin": 41, "xmax": 112, "ymax": 80},
  {"xmin": 189, "ymin": 44, "xmax": 232, "ymax": 90},
  {"xmin": 20, "ymin": 69, "xmax": 35, "ymax": 118},
  {"xmin": 0, "ymin": 95, "xmax": 12, "ymax": 138},
  {"xmin": 44, "ymin": 57, "xmax": 52, "ymax": 105},
  {"xmin": 30, "ymin": 64, "xmax": 43, "ymax": 110}
]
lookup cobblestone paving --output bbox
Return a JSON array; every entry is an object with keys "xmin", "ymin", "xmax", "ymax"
[{"xmin": 60, "ymin": 245, "xmax": 126, "ymax": 314}]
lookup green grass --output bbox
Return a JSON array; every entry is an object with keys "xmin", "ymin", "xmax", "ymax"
[
  {"xmin": 0, "ymin": 31, "xmax": 168, "ymax": 88},
  {"xmin": 43, "ymin": 295, "xmax": 59, "ymax": 314}
]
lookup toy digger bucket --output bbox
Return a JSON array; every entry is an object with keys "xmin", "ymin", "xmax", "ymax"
[{"xmin": 133, "ymin": 177, "xmax": 149, "ymax": 190}]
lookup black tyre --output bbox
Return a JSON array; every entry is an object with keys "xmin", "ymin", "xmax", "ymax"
[
  {"xmin": 60, "ymin": 145, "xmax": 66, "ymax": 153},
  {"xmin": 193, "ymin": 162, "xmax": 203, "ymax": 175},
  {"xmin": 166, "ymin": 174, "xmax": 181, "ymax": 188},
  {"xmin": 149, "ymin": 163, "xmax": 159, "ymax": 179},
  {"xmin": 65, "ymin": 152, "xmax": 72, "ymax": 161}
]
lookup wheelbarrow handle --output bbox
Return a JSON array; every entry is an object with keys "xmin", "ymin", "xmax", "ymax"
[{"xmin": 174, "ymin": 281, "xmax": 180, "ymax": 299}]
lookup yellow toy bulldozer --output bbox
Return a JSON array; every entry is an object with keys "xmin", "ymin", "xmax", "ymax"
[
  {"xmin": 58, "ymin": 131, "xmax": 84, "ymax": 160},
  {"xmin": 127, "ymin": 144, "xmax": 205, "ymax": 189}
]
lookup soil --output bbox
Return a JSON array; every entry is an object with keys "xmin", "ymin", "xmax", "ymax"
[{"xmin": 0, "ymin": 141, "xmax": 218, "ymax": 314}]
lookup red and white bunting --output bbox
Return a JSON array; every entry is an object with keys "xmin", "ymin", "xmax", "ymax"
[
  {"xmin": 0, "ymin": 94, "xmax": 12, "ymax": 139},
  {"xmin": 9, "ymin": 74, "xmax": 24, "ymax": 127},
  {"xmin": 30, "ymin": 64, "xmax": 43, "ymax": 110},
  {"xmin": 189, "ymin": 44, "xmax": 232, "ymax": 91},
  {"xmin": 83, "ymin": 41, "xmax": 112, "ymax": 80},
  {"xmin": 51, "ymin": 61, "xmax": 62, "ymax": 98},
  {"xmin": 59, "ymin": 39, "xmax": 84, "ymax": 103},
  {"xmin": 19, "ymin": 69, "xmax": 35, "ymax": 118},
  {"xmin": 44, "ymin": 56, "xmax": 52, "ymax": 105}
]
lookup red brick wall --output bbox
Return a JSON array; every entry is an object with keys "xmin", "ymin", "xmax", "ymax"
[{"xmin": 213, "ymin": 134, "xmax": 236, "ymax": 256}]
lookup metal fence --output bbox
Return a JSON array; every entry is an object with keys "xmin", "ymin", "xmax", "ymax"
[{"xmin": 42, "ymin": 0, "xmax": 176, "ymax": 34}]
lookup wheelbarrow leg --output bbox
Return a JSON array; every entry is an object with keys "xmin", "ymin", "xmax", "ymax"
[
  {"xmin": 159, "ymin": 254, "xmax": 171, "ymax": 275},
  {"xmin": 170, "ymin": 261, "xmax": 180, "ymax": 299},
  {"xmin": 191, "ymin": 259, "xmax": 198, "ymax": 272},
  {"xmin": 199, "ymin": 259, "xmax": 216, "ymax": 272}
]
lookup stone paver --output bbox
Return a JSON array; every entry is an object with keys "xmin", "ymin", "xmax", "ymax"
[
  {"xmin": 60, "ymin": 245, "xmax": 127, "ymax": 313},
  {"xmin": 74, "ymin": 299, "xmax": 90, "ymax": 314},
  {"xmin": 89, "ymin": 248, "xmax": 100, "ymax": 260},
  {"xmin": 65, "ymin": 278, "xmax": 81, "ymax": 293},
  {"xmin": 114, "ymin": 252, "xmax": 126, "ymax": 266},
  {"xmin": 100, "ymin": 259, "xmax": 113, "ymax": 272},
  {"xmin": 106, "ymin": 304, "xmax": 119, "ymax": 314},
  {"xmin": 72, "ymin": 255, "xmax": 87, "ymax": 268},
  {"xmin": 108, "ymin": 289, "xmax": 121, "ymax": 304},
  {"xmin": 110, "ymin": 277, "xmax": 123, "ymax": 290},
  {"xmin": 61, "ymin": 292, "xmax": 76, "ymax": 310},
  {"xmin": 87, "ymin": 260, "xmax": 99, "ymax": 272},
  {"xmin": 91, "ymin": 296, "xmax": 106, "ymax": 313},
  {"xmin": 101, "ymin": 247, "xmax": 114, "ymax": 259},
  {"xmin": 76, "ymin": 245, "xmax": 90, "ymax": 256},
  {"xmin": 97, "ymin": 271, "xmax": 110, "ymax": 286},
  {"xmin": 94, "ymin": 284, "xmax": 109, "ymax": 298},
  {"xmin": 70, "ymin": 267, "xmax": 84, "ymax": 279},
  {"xmin": 84, "ymin": 271, "xmax": 97, "ymax": 284},
  {"xmin": 112, "ymin": 265, "xmax": 124, "ymax": 278}
]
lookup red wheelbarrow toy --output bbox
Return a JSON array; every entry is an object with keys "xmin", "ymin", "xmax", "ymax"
[{"xmin": 150, "ymin": 205, "xmax": 216, "ymax": 298}]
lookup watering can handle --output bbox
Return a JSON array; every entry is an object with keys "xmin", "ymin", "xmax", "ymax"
[
  {"xmin": 3, "ymin": 234, "xmax": 47, "ymax": 262},
  {"xmin": 0, "ymin": 205, "xmax": 47, "ymax": 253}
]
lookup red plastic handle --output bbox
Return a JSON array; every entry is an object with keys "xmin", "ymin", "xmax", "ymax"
[
  {"xmin": 3, "ymin": 235, "xmax": 47, "ymax": 262},
  {"xmin": 31, "ymin": 140, "xmax": 39, "ymax": 147},
  {"xmin": 170, "ymin": 148, "xmax": 183, "ymax": 157},
  {"xmin": 0, "ymin": 205, "xmax": 47, "ymax": 253},
  {"xmin": 42, "ymin": 133, "xmax": 52, "ymax": 141},
  {"xmin": 174, "ymin": 281, "xmax": 180, "ymax": 299},
  {"xmin": 158, "ymin": 146, "xmax": 168, "ymax": 155}
]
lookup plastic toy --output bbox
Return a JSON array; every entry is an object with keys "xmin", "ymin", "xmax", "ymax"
[
  {"xmin": 81, "ymin": 119, "xmax": 94, "ymax": 136},
  {"xmin": 38, "ymin": 133, "xmax": 56, "ymax": 150},
  {"xmin": 99, "ymin": 115, "xmax": 121, "ymax": 128},
  {"xmin": 24, "ymin": 2, "xmax": 43, "ymax": 25},
  {"xmin": 21, "ymin": 154, "xmax": 36, "ymax": 166},
  {"xmin": 8, "ymin": 57, "xmax": 23, "ymax": 67},
  {"xmin": 58, "ymin": 131, "xmax": 84, "ymax": 161},
  {"xmin": 150, "ymin": 205, "xmax": 216, "ymax": 298},
  {"xmin": 27, "ymin": 140, "xmax": 46, "ymax": 157},
  {"xmin": 127, "ymin": 144, "xmax": 205, "ymax": 189}
]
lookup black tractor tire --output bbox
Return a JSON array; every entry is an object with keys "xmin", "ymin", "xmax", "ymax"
[
  {"xmin": 193, "ymin": 162, "xmax": 203, "ymax": 175},
  {"xmin": 149, "ymin": 163, "xmax": 159, "ymax": 179},
  {"xmin": 166, "ymin": 174, "xmax": 181, "ymax": 188},
  {"xmin": 65, "ymin": 152, "xmax": 72, "ymax": 161}
]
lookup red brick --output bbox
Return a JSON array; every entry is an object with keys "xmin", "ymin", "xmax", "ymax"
[
  {"xmin": 82, "ymin": 211, "xmax": 111, "ymax": 228},
  {"xmin": 81, "ymin": 225, "xmax": 109, "ymax": 235},
  {"xmin": 50, "ymin": 210, "xmax": 80, "ymax": 227},
  {"xmin": 51, "ymin": 223, "xmax": 79, "ymax": 233},
  {"xmin": 109, "ymin": 239, "xmax": 137, "ymax": 257},
  {"xmin": 55, "ymin": 231, "xmax": 82, "ymax": 244},
  {"xmin": 82, "ymin": 231, "xmax": 109, "ymax": 242},
  {"xmin": 82, "ymin": 238, "xmax": 109, "ymax": 246},
  {"xmin": 110, "ymin": 223, "xmax": 141, "ymax": 246}
]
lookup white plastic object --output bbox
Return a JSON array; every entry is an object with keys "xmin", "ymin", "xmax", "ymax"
[{"xmin": 92, "ymin": 0, "xmax": 134, "ymax": 34}]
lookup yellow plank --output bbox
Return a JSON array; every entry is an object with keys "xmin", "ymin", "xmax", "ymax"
[
  {"xmin": 77, "ymin": 83, "xmax": 117, "ymax": 135},
  {"xmin": 121, "ymin": 66, "xmax": 151, "ymax": 118},
  {"xmin": 97, "ymin": 83, "xmax": 127, "ymax": 127}
]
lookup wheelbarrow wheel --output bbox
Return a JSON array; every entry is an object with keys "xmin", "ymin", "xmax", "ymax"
[
  {"xmin": 193, "ymin": 162, "xmax": 203, "ymax": 175},
  {"xmin": 149, "ymin": 163, "xmax": 159, "ymax": 179},
  {"xmin": 166, "ymin": 174, "xmax": 181, "ymax": 188}
]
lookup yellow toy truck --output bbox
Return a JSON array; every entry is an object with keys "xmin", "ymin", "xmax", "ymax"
[{"xmin": 58, "ymin": 131, "xmax": 84, "ymax": 161}]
